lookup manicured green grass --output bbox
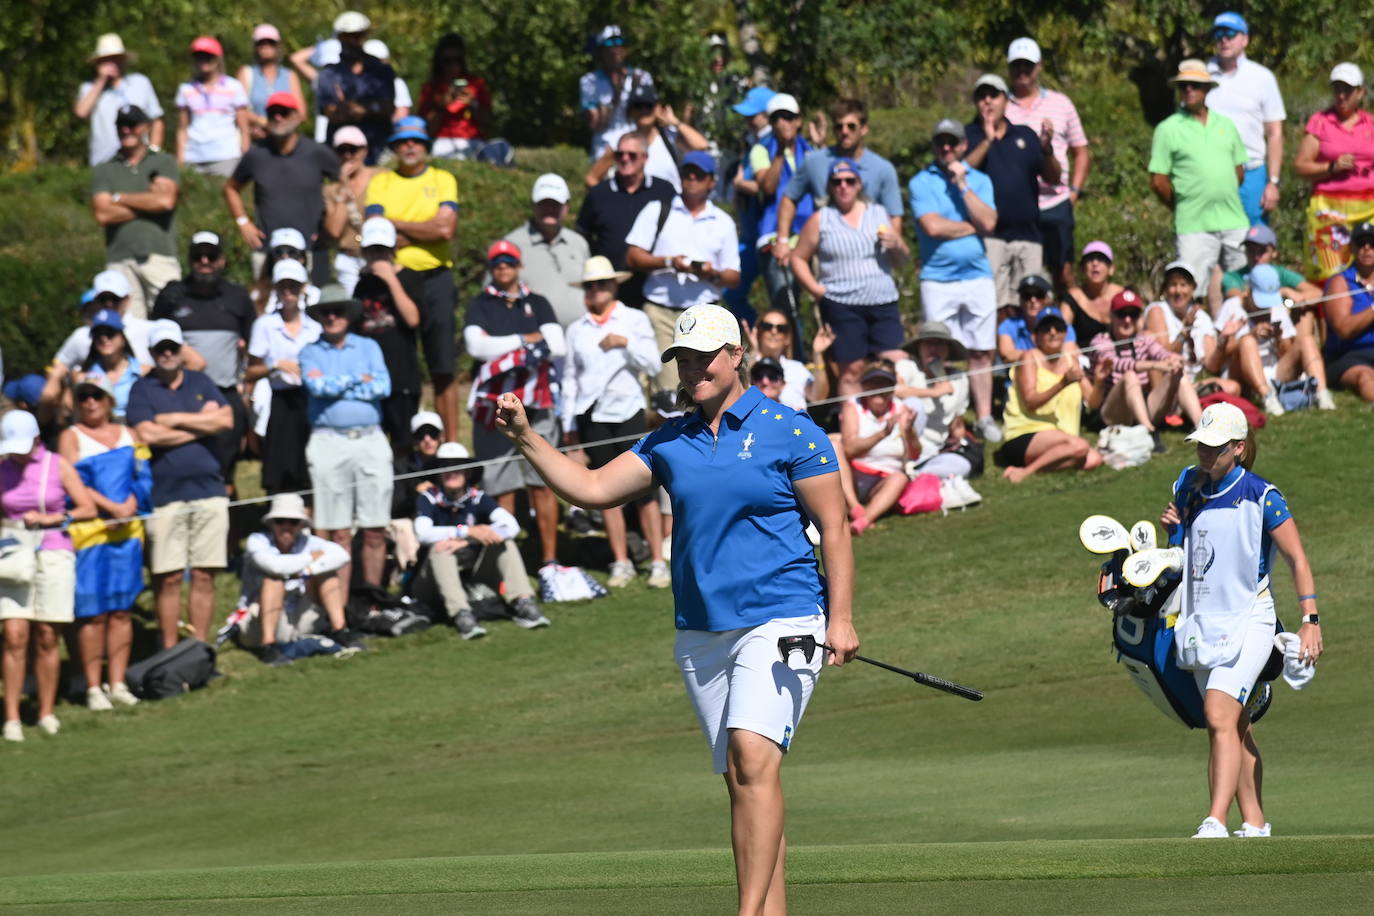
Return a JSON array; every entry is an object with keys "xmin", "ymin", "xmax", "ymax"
[{"xmin": 0, "ymin": 400, "xmax": 1370, "ymax": 911}]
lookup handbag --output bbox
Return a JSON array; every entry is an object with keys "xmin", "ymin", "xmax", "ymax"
[
  {"xmin": 0, "ymin": 453, "xmax": 54, "ymax": 587},
  {"xmin": 897, "ymin": 473, "xmax": 943, "ymax": 516}
]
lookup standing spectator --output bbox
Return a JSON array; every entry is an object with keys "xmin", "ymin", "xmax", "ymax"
[
  {"xmin": 910, "ymin": 118, "xmax": 1003, "ymax": 441},
  {"xmin": 364, "ymin": 117, "xmax": 460, "ymax": 440},
  {"xmin": 749, "ymin": 93, "xmax": 814, "ymax": 331},
  {"xmin": 174, "ymin": 36, "xmax": 250, "ymax": 177},
  {"xmin": 363, "ymin": 40, "xmax": 412, "ymax": 120},
  {"xmin": 1205, "ymin": 13, "xmax": 1286, "ymax": 227},
  {"xmin": 288, "ymin": 23, "xmax": 343, "ymax": 144},
  {"xmin": 354, "ymin": 217, "xmax": 423, "ymax": 454},
  {"xmin": 322, "ymin": 125, "xmax": 377, "ymax": 295},
  {"xmin": 586, "ymin": 84, "xmax": 709, "ymax": 192},
  {"xmin": 722, "ymin": 86, "xmax": 777, "ymax": 323},
  {"xmin": 1003, "ymin": 37, "xmax": 1091, "ymax": 296},
  {"xmin": 625, "ymin": 152, "xmax": 741, "ymax": 407},
  {"xmin": 52, "ymin": 270, "xmax": 153, "ymax": 380},
  {"xmin": 0, "ymin": 411, "xmax": 97, "ymax": 741},
  {"xmin": 226, "ymin": 91, "xmax": 340, "ymax": 278},
  {"xmin": 245, "ymin": 259, "xmax": 321, "ymax": 494},
  {"xmin": 963, "ymin": 73, "xmax": 1060, "ymax": 311},
  {"xmin": 90, "ymin": 105, "xmax": 180, "ymax": 320},
  {"xmin": 561, "ymin": 256, "xmax": 668, "ymax": 588},
  {"xmin": 74, "ymin": 33, "xmax": 164, "ymax": 166},
  {"xmin": 316, "ymin": 11, "xmax": 395, "ymax": 162},
  {"xmin": 575, "ymin": 132, "xmax": 676, "ymax": 308},
  {"xmin": 790, "ymin": 158, "xmax": 909, "ymax": 395},
  {"xmin": 1061, "ymin": 240, "xmax": 1124, "ymax": 345},
  {"xmin": 1149, "ymin": 60, "xmax": 1248, "ymax": 313},
  {"xmin": 237, "ymin": 24, "xmax": 305, "ymax": 142},
  {"xmin": 1321, "ymin": 220, "xmax": 1374, "ymax": 404},
  {"xmin": 1294, "ymin": 63, "xmax": 1374, "ymax": 283},
  {"xmin": 125, "ymin": 320, "xmax": 233, "ymax": 648},
  {"xmin": 684, "ymin": 33, "xmax": 749, "ymax": 154},
  {"xmin": 499, "ymin": 174, "xmax": 591, "ymax": 327},
  {"xmin": 57, "ymin": 377, "xmax": 147, "ymax": 710},
  {"xmin": 463, "ymin": 241, "xmax": 566, "ymax": 568},
  {"xmin": 581, "ymin": 25, "xmax": 655, "ymax": 158},
  {"xmin": 418, "ymin": 33, "xmax": 492, "ymax": 159},
  {"xmin": 299, "ymin": 285, "xmax": 393, "ymax": 589},
  {"xmin": 72, "ymin": 309, "xmax": 146, "ymax": 420},
  {"xmin": 1089, "ymin": 290, "xmax": 1196, "ymax": 441}
]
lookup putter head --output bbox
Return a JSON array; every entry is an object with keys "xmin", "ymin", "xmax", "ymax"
[
  {"xmin": 777, "ymin": 634, "xmax": 818, "ymax": 665},
  {"xmin": 1130, "ymin": 520, "xmax": 1158, "ymax": 552},
  {"xmin": 1122, "ymin": 547, "xmax": 1184, "ymax": 588},
  {"xmin": 1079, "ymin": 515, "xmax": 1131, "ymax": 554}
]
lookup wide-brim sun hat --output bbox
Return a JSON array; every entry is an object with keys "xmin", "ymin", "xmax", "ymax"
[
  {"xmin": 660, "ymin": 304, "xmax": 741, "ymax": 363},
  {"xmin": 264, "ymin": 492, "xmax": 311, "ymax": 522},
  {"xmin": 571, "ymin": 255, "xmax": 632, "ymax": 286},
  {"xmin": 306, "ymin": 284, "xmax": 362, "ymax": 323},
  {"xmin": 902, "ymin": 320, "xmax": 969, "ymax": 361},
  {"xmin": 90, "ymin": 33, "xmax": 128, "ymax": 62},
  {"xmin": 1187, "ymin": 402, "xmax": 1248, "ymax": 446},
  {"xmin": 1170, "ymin": 58, "xmax": 1217, "ymax": 86}
]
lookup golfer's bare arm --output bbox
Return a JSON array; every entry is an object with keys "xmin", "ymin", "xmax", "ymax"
[{"xmin": 794, "ymin": 471, "xmax": 858, "ymax": 664}]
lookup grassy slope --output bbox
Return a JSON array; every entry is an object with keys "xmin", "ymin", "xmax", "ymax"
[{"xmin": 0, "ymin": 404, "xmax": 1370, "ymax": 910}]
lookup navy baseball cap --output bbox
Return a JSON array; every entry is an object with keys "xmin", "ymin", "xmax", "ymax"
[
  {"xmin": 1212, "ymin": 12, "xmax": 1248, "ymax": 34},
  {"xmin": 681, "ymin": 151, "xmax": 716, "ymax": 175},
  {"xmin": 732, "ymin": 86, "xmax": 776, "ymax": 117}
]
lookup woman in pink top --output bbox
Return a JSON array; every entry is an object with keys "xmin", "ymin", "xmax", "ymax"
[
  {"xmin": 1295, "ymin": 63, "xmax": 1374, "ymax": 280},
  {"xmin": 0, "ymin": 412, "xmax": 96, "ymax": 742}
]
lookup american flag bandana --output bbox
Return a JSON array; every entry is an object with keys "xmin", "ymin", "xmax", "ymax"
[{"xmin": 471, "ymin": 340, "xmax": 555, "ymax": 429}]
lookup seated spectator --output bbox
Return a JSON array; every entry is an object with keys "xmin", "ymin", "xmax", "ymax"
[
  {"xmin": 580, "ymin": 24, "xmax": 655, "ymax": 159},
  {"xmin": 414, "ymin": 442, "xmax": 550, "ymax": 637},
  {"xmin": 1145, "ymin": 260, "xmax": 1238, "ymax": 402},
  {"xmin": 362, "ymin": 41, "xmax": 412, "ymax": 121},
  {"xmin": 464, "ymin": 241, "xmax": 565, "ymax": 568},
  {"xmin": 750, "ymin": 357, "xmax": 788, "ymax": 404},
  {"xmin": 75, "ymin": 33, "xmax": 165, "ymax": 166},
  {"xmin": 561, "ymin": 256, "xmax": 667, "ymax": 588},
  {"xmin": 1089, "ymin": 289, "xmax": 1194, "ymax": 442},
  {"xmin": 1321, "ymin": 219, "xmax": 1374, "ymax": 403},
  {"xmin": 1216, "ymin": 264, "xmax": 1333, "ymax": 414},
  {"xmin": 998, "ymin": 273, "xmax": 1078, "ymax": 361},
  {"xmin": 997, "ymin": 312, "xmax": 1103, "ymax": 483},
  {"xmin": 1294, "ymin": 63, "xmax": 1374, "ymax": 282},
  {"xmin": 389, "ymin": 411, "xmax": 445, "ymax": 574},
  {"xmin": 1062, "ymin": 240, "xmax": 1123, "ymax": 346},
  {"xmin": 1, "ymin": 411, "xmax": 97, "ymax": 742},
  {"xmin": 323, "ymin": 126, "xmax": 377, "ymax": 296},
  {"xmin": 587, "ymin": 84, "xmax": 709, "ymax": 192},
  {"xmin": 744, "ymin": 307, "xmax": 833, "ymax": 410},
  {"xmin": 499, "ymin": 174, "xmax": 591, "ymax": 328},
  {"xmin": 895, "ymin": 321, "xmax": 971, "ymax": 474},
  {"xmin": 418, "ymin": 33, "xmax": 492, "ymax": 159},
  {"xmin": 175, "ymin": 36, "xmax": 250, "ymax": 177},
  {"xmin": 3, "ymin": 375, "xmax": 46, "ymax": 414},
  {"xmin": 839, "ymin": 359, "xmax": 920, "ymax": 535},
  {"xmin": 354, "ymin": 219, "xmax": 422, "ymax": 454},
  {"xmin": 300, "ymin": 284, "xmax": 394, "ymax": 589},
  {"xmin": 245, "ymin": 259, "xmax": 321, "ymax": 494},
  {"xmin": 57, "ymin": 376, "xmax": 148, "ymax": 710},
  {"xmin": 237, "ymin": 24, "xmax": 305, "ymax": 142},
  {"xmin": 237, "ymin": 493, "xmax": 365, "ymax": 666},
  {"xmin": 1222, "ymin": 223, "xmax": 1322, "ymax": 303},
  {"xmin": 316, "ymin": 12, "xmax": 395, "ymax": 162},
  {"xmin": 126, "ymin": 319, "xmax": 233, "ymax": 647}
]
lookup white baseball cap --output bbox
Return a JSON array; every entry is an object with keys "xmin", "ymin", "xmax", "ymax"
[
  {"xmin": 361, "ymin": 216, "xmax": 397, "ymax": 249},
  {"xmin": 1008, "ymin": 37, "xmax": 1041, "ymax": 63},
  {"xmin": 410, "ymin": 410, "xmax": 443, "ymax": 433},
  {"xmin": 190, "ymin": 230, "xmax": 222, "ymax": 249},
  {"xmin": 92, "ymin": 269, "xmax": 130, "ymax": 299},
  {"xmin": 272, "ymin": 258, "xmax": 308, "ymax": 285},
  {"xmin": 531, "ymin": 173, "xmax": 571, "ymax": 204},
  {"xmin": 765, "ymin": 93, "xmax": 800, "ymax": 116},
  {"xmin": 1187, "ymin": 402, "xmax": 1249, "ymax": 447},
  {"xmin": 660, "ymin": 304, "xmax": 741, "ymax": 363},
  {"xmin": 1330, "ymin": 62, "xmax": 1364, "ymax": 88},
  {"xmin": 333, "ymin": 11, "xmax": 371, "ymax": 34},
  {"xmin": 974, "ymin": 73, "xmax": 1009, "ymax": 95},
  {"xmin": 270, "ymin": 227, "xmax": 307, "ymax": 251},
  {"xmin": 147, "ymin": 319, "xmax": 185, "ymax": 348},
  {"xmin": 436, "ymin": 442, "xmax": 470, "ymax": 460},
  {"xmin": 362, "ymin": 39, "xmax": 389, "ymax": 60},
  {"xmin": 0, "ymin": 410, "xmax": 40, "ymax": 456}
]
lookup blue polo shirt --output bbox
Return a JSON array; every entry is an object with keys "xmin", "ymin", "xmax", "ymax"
[
  {"xmin": 631, "ymin": 386, "xmax": 837, "ymax": 631},
  {"xmin": 909, "ymin": 162, "xmax": 995, "ymax": 282},
  {"xmin": 125, "ymin": 369, "xmax": 228, "ymax": 507}
]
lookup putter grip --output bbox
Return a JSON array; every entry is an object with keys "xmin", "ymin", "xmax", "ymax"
[{"xmin": 914, "ymin": 672, "xmax": 984, "ymax": 701}]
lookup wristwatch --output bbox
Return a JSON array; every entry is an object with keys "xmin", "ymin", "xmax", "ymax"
[
  {"xmin": 1302, "ymin": 613, "xmax": 1320, "ymax": 625},
  {"xmin": 1268, "ymin": 176, "xmax": 1281, "ymax": 185},
  {"xmin": 111, "ymin": 192, "xmax": 122, "ymax": 203}
]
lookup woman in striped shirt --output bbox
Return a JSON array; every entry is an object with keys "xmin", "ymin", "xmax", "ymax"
[{"xmin": 1088, "ymin": 288, "xmax": 1189, "ymax": 446}]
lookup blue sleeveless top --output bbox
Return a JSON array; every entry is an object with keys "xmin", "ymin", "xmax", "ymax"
[
  {"xmin": 246, "ymin": 65, "xmax": 291, "ymax": 117},
  {"xmin": 1325, "ymin": 264, "xmax": 1374, "ymax": 357}
]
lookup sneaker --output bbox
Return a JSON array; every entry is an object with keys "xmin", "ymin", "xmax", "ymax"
[
  {"xmin": 1316, "ymin": 388, "xmax": 1336, "ymax": 411},
  {"xmin": 2, "ymin": 720, "xmax": 22, "ymax": 742},
  {"xmin": 328, "ymin": 628, "xmax": 369, "ymax": 651},
  {"xmin": 1233, "ymin": 821, "xmax": 1272, "ymax": 837},
  {"xmin": 510, "ymin": 596, "xmax": 551, "ymax": 629},
  {"xmin": 1262, "ymin": 389, "xmax": 1285, "ymax": 416},
  {"xmin": 1191, "ymin": 816, "xmax": 1229, "ymax": 839},
  {"xmin": 258, "ymin": 643, "xmax": 293, "ymax": 667},
  {"xmin": 975, "ymin": 416, "xmax": 1004, "ymax": 444},
  {"xmin": 955, "ymin": 477, "xmax": 983, "ymax": 506},
  {"xmin": 105, "ymin": 682, "xmax": 140, "ymax": 706},
  {"xmin": 607, "ymin": 560, "xmax": 637, "ymax": 588},
  {"xmin": 86, "ymin": 687, "xmax": 114, "ymax": 711},
  {"xmin": 939, "ymin": 477, "xmax": 968, "ymax": 510},
  {"xmin": 647, "ymin": 561, "xmax": 672, "ymax": 589},
  {"xmin": 567, "ymin": 507, "xmax": 594, "ymax": 534},
  {"xmin": 37, "ymin": 714, "xmax": 60, "ymax": 736},
  {"xmin": 453, "ymin": 610, "xmax": 487, "ymax": 640}
]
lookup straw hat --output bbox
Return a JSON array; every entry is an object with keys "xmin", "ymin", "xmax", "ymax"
[{"xmin": 570, "ymin": 255, "xmax": 632, "ymax": 286}]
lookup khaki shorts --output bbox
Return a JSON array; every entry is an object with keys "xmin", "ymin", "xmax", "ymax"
[
  {"xmin": 306, "ymin": 429, "xmax": 394, "ymax": 530},
  {"xmin": 107, "ymin": 253, "xmax": 182, "ymax": 321},
  {"xmin": 0, "ymin": 549, "xmax": 75, "ymax": 623},
  {"xmin": 147, "ymin": 497, "xmax": 230, "ymax": 575}
]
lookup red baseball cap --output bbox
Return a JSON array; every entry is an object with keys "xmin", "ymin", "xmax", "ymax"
[
  {"xmin": 486, "ymin": 240, "xmax": 522, "ymax": 263},
  {"xmin": 265, "ymin": 91, "xmax": 301, "ymax": 111},
  {"xmin": 190, "ymin": 36, "xmax": 223, "ymax": 57},
  {"xmin": 1110, "ymin": 289, "xmax": 1143, "ymax": 313}
]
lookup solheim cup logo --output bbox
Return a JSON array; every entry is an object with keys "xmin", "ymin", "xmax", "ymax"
[{"xmin": 679, "ymin": 314, "xmax": 697, "ymax": 333}]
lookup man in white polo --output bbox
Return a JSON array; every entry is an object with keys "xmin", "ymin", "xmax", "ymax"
[
  {"xmin": 624, "ymin": 150, "xmax": 740, "ymax": 409},
  {"xmin": 1205, "ymin": 11, "xmax": 1285, "ymax": 227}
]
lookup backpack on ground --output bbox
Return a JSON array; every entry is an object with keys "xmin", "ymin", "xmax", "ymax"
[
  {"xmin": 347, "ymin": 584, "xmax": 433, "ymax": 637},
  {"xmin": 124, "ymin": 638, "xmax": 218, "ymax": 700},
  {"xmin": 1097, "ymin": 425, "xmax": 1154, "ymax": 469},
  {"xmin": 1276, "ymin": 377, "xmax": 1317, "ymax": 412}
]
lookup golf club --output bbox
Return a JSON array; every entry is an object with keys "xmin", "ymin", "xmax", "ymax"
[
  {"xmin": 1079, "ymin": 515, "xmax": 1131, "ymax": 554},
  {"xmin": 777, "ymin": 635, "xmax": 984, "ymax": 701},
  {"xmin": 1130, "ymin": 520, "xmax": 1158, "ymax": 552},
  {"xmin": 1122, "ymin": 547, "xmax": 1185, "ymax": 588}
]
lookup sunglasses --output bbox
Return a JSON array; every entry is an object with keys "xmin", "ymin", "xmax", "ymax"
[
  {"xmin": 190, "ymin": 250, "xmax": 219, "ymax": 262},
  {"xmin": 600, "ymin": 38, "xmax": 625, "ymax": 47},
  {"xmin": 770, "ymin": 111, "xmax": 800, "ymax": 121},
  {"xmin": 1355, "ymin": 238, "xmax": 1374, "ymax": 249},
  {"xmin": 336, "ymin": 144, "xmax": 363, "ymax": 155},
  {"xmin": 613, "ymin": 150, "xmax": 643, "ymax": 161},
  {"xmin": 829, "ymin": 175, "xmax": 859, "ymax": 187},
  {"xmin": 77, "ymin": 389, "xmax": 111, "ymax": 403},
  {"xmin": 752, "ymin": 371, "xmax": 783, "ymax": 383},
  {"xmin": 94, "ymin": 292, "xmax": 122, "ymax": 304},
  {"xmin": 682, "ymin": 169, "xmax": 711, "ymax": 181},
  {"xmin": 582, "ymin": 279, "xmax": 615, "ymax": 290},
  {"xmin": 319, "ymin": 307, "xmax": 349, "ymax": 319},
  {"xmin": 1212, "ymin": 28, "xmax": 1241, "ymax": 40},
  {"xmin": 415, "ymin": 427, "xmax": 442, "ymax": 440},
  {"xmin": 1113, "ymin": 310, "xmax": 1142, "ymax": 321},
  {"xmin": 151, "ymin": 343, "xmax": 182, "ymax": 356},
  {"xmin": 974, "ymin": 88, "xmax": 1004, "ymax": 101},
  {"xmin": 266, "ymin": 107, "xmax": 295, "ymax": 119},
  {"xmin": 835, "ymin": 121, "xmax": 864, "ymax": 133},
  {"xmin": 1176, "ymin": 82, "xmax": 1209, "ymax": 92},
  {"xmin": 1020, "ymin": 291, "xmax": 1050, "ymax": 301},
  {"xmin": 934, "ymin": 136, "xmax": 960, "ymax": 148},
  {"xmin": 91, "ymin": 327, "xmax": 122, "ymax": 339},
  {"xmin": 272, "ymin": 246, "xmax": 305, "ymax": 260},
  {"xmin": 757, "ymin": 321, "xmax": 790, "ymax": 333}
]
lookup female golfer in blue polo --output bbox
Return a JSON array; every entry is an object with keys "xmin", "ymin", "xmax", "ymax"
[
  {"xmin": 496, "ymin": 302, "xmax": 857, "ymax": 915},
  {"xmin": 1161, "ymin": 402, "xmax": 1322, "ymax": 839}
]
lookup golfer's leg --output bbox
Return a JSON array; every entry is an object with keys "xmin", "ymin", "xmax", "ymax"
[
  {"xmin": 724, "ymin": 729, "xmax": 786, "ymax": 916},
  {"xmin": 1204, "ymin": 689, "xmax": 1244, "ymax": 822}
]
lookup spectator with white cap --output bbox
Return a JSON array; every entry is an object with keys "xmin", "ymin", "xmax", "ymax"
[
  {"xmin": 246, "ymin": 258, "xmax": 321, "ymax": 494},
  {"xmin": 237, "ymin": 492, "xmax": 365, "ymax": 666},
  {"xmin": 354, "ymin": 216, "xmax": 422, "ymax": 453},
  {"xmin": 74, "ymin": 33, "xmax": 165, "ymax": 166},
  {"xmin": 316, "ymin": 11, "xmax": 395, "ymax": 162},
  {"xmin": 1149, "ymin": 59, "xmax": 1249, "ymax": 313},
  {"xmin": 52, "ymin": 269, "xmax": 153, "ymax": 373},
  {"xmin": 255, "ymin": 226, "xmax": 322, "ymax": 314},
  {"xmin": 89, "ymin": 104, "xmax": 181, "ymax": 320},
  {"xmin": 581, "ymin": 24, "xmax": 656, "ymax": 158},
  {"xmin": 125, "ymin": 319, "xmax": 233, "ymax": 648},
  {"xmin": 323, "ymin": 124, "xmax": 377, "ymax": 294},
  {"xmin": 1003, "ymin": 36, "xmax": 1091, "ymax": 295},
  {"xmin": 237, "ymin": 23, "xmax": 305, "ymax": 141},
  {"xmin": 964, "ymin": 72, "xmax": 1061, "ymax": 311},
  {"xmin": 388, "ymin": 410, "xmax": 446, "ymax": 572},
  {"xmin": 495, "ymin": 173, "xmax": 591, "ymax": 327},
  {"xmin": 362, "ymin": 39, "xmax": 413, "ymax": 121},
  {"xmin": 748, "ymin": 92, "xmax": 814, "ymax": 325},
  {"xmin": 1204, "ymin": 13, "xmax": 1286, "ymax": 227},
  {"xmin": 174, "ymin": 35, "xmax": 250, "ymax": 177}
]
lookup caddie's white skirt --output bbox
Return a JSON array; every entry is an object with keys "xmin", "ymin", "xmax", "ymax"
[{"xmin": 1191, "ymin": 589, "xmax": 1277, "ymax": 705}]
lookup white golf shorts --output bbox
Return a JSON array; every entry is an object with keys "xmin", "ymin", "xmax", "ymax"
[
  {"xmin": 919, "ymin": 277, "xmax": 998, "ymax": 351},
  {"xmin": 1192, "ymin": 590, "xmax": 1277, "ymax": 704},
  {"xmin": 675, "ymin": 612, "xmax": 827, "ymax": 774}
]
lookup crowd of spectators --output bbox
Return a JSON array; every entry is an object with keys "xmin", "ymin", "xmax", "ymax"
[{"xmin": 1, "ymin": 11, "xmax": 1372, "ymax": 739}]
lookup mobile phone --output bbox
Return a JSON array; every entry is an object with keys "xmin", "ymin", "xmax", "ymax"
[
  {"xmin": 690, "ymin": 260, "xmax": 706, "ymax": 275},
  {"xmin": 452, "ymin": 78, "xmax": 469, "ymax": 90}
]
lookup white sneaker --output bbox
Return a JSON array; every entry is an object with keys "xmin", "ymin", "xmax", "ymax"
[
  {"xmin": 1191, "ymin": 816, "xmax": 1229, "ymax": 838},
  {"xmin": 105, "ymin": 682, "xmax": 140, "ymax": 706},
  {"xmin": 939, "ymin": 478, "xmax": 968, "ymax": 510},
  {"xmin": 607, "ymin": 560, "xmax": 637, "ymax": 588},
  {"xmin": 1316, "ymin": 389, "xmax": 1336, "ymax": 410},
  {"xmin": 647, "ymin": 561, "xmax": 671, "ymax": 589},
  {"xmin": 86, "ymin": 687, "xmax": 114, "ymax": 711},
  {"xmin": 956, "ymin": 477, "xmax": 982, "ymax": 506},
  {"xmin": 1262, "ymin": 390, "xmax": 1285, "ymax": 416},
  {"xmin": 1233, "ymin": 821, "xmax": 1272, "ymax": 837},
  {"xmin": 2, "ymin": 720, "xmax": 22, "ymax": 742},
  {"xmin": 37, "ymin": 714, "xmax": 60, "ymax": 736},
  {"xmin": 975, "ymin": 416, "xmax": 1004, "ymax": 444}
]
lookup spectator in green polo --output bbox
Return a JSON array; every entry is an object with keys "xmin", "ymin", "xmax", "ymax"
[{"xmin": 1149, "ymin": 59, "xmax": 1248, "ymax": 316}]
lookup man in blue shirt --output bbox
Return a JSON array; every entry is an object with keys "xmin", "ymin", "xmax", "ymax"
[
  {"xmin": 910, "ymin": 118, "xmax": 1004, "ymax": 442},
  {"xmin": 126, "ymin": 319, "xmax": 234, "ymax": 648},
  {"xmin": 300, "ymin": 284, "xmax": 393, "ymax": 588}
]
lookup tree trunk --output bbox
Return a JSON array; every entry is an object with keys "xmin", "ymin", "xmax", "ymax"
[{"xmin": 732, "ymin": 0, "xmax": 771, "ymax": 86}]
